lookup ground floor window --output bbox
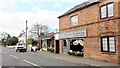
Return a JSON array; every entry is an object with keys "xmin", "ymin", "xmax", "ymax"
[
  {"xmin": 70, "ymin": 39, "xmax": 83, "ymax": 52},
  {"xmin": 101, "ymin": 36, "xmax": 115, "ymax": 53}
]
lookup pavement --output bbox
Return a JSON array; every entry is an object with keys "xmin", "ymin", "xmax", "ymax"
[{"xmin": 34, "ymin": 50, "xmax": 120, "ymax": 67}]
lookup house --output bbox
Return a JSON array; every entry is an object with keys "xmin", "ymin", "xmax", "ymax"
[
  {"xmin": 58, "ymin": 0, "xmax": 120, "ymax": 63},
  {"xmin": 18, "ymin": 31, "xmax": 26, "ymax": 44},
  {"xmin": 37, "ymin": 32, "xmax": 55, "ymax": 51}
]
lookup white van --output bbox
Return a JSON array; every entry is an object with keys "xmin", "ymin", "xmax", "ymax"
[{"xmin": 15, "ymin": 43, "xmax": 26, "ymax": 52}]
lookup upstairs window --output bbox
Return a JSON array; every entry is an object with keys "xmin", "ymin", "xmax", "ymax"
[
  {"xmin": 70, "ymin": 15, "xmax": 78, "ymax": 26},
  {"xmin": 101, "ymin": 36, "xmax": 115, "ymax": 53},
  {"xmin": 100, "ymin": 3, "xmax": 114, "ymax": 19},
  {"xmin": 108, "ymin": 3, "xmax": 114, "ymax": 17},
  {"xmin": 101, "ymin": 6, "xmax": 107, "ymax": 18}
]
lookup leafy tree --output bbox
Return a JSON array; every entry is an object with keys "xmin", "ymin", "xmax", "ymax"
[
  {"xmin": 8, "ymin": 36, "xmax": 18, "ymax": 46},
  {"xmin": 27, "ymin": 38, "xmax": 37, "ymax": 46},
  {"xmin": 5, "ymin": 34, "xmax": 11, "ymax": 46},
  {"xmin": 33, "ymin": 39, "xmax": 37, "ymax": 46},
  {"xmin": 27, "ymin": 38, "xmax": 34, "ymax": 44}
]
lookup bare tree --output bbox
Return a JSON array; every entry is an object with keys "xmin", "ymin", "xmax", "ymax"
[
  {"xmin": 0, "ymin": 32, "xmax": 10, "ymax": 45},
  {"xmin": 29, "ymin": 23, "xmax": 49, "ymax": 39},
  {"xmin": 0, "ymin": 32, "xmax": 9, "ymax": 40}
]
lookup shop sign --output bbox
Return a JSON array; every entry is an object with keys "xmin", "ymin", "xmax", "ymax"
[{"xmin": 59, "ymin": 29, "xmax": 87, "ymax": 39}]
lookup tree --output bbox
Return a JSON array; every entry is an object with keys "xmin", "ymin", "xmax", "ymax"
[
  {"xmin": 27, "ymin": 38, "xmax": 37, "ymax": 46},
  {"xmin": 29, "ymin": 23, "xmax": 49, "ymax": 39},
  {"xmin": 0, "ymin": 32, "xmax": 10, "ymax": 46},
  {"xmin": 5, "ymin": 34, "xmax": 11, "ymax": 45},
  {"xmin": 0, "ymin": 32, "xmax": 8, "ymax": 39},
  {"xmin": 27, "ymin": 38, "xmax": 34, "ymax": 44},
  {"xmin": 8, "ymin": 36, "xmax": 18, "ymax": 46}
]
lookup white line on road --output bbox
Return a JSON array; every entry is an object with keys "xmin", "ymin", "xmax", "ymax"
[
  {"xmin": 9, "ymin": 54, "xmax": 18, "ymax": 58},
  {"xmin": 3, "ymin": 52, "xmax": 7, "ymax": 54},
  {"xmin": 9, "ymin": 54, "xmax": 18, "ymax": 59},
  {"xmin": 10, "ymin": 54, "xmax": 13, "ymax": 57},
  {"xmin": 23, "ymin": 60, "xmax": 39, "ymax": 66}
]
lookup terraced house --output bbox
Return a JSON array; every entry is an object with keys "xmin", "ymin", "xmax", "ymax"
[{"xmin": 58, "ymin": 0, "xmax": 120, "ymax": 63}]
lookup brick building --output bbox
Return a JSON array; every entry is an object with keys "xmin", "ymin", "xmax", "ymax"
[
  {"xmin": 37, "ymin": 32, "xmax": 54, "ymax": 51},
  {"xmin": 57, "ymin": 0, "xmax": 120, "ymax": 63}
]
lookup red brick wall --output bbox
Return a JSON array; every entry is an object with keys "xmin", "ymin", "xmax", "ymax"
[
  {"xmin": 59, "ymin": 1, "xmax": 120, "ymax": 63},
  {"xmin": 117, "ymin": 1, "xmax": 120, "ymax": 64},
  {"xmin": 59, "ymin": 40, "xmax": 63, "ymax": 54}
]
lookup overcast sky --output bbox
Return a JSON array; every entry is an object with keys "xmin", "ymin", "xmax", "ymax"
[{"xmin": 0, "ymin": 0, "xmax": 88, "ymax": 36}]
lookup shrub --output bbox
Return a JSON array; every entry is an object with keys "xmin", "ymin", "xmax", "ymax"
[{"xmin": 47, "ymin": 47, "xmax": 54, "ymax": 53}]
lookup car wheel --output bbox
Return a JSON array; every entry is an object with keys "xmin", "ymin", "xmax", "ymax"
[
  {"xmin": 18, "ymin": 50, "xmax": 20, "ymax": 52},
  {"xmin": 16, "ymin": 49, "xmax": 18, "ymax": 52}
]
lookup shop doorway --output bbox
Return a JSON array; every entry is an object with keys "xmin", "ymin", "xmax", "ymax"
[
  {"xmin": 63, "ymin": 40, "xmax": 68, "ymax": 54},
  {"xmin": 55, "ymin": 40, "xmax": 59, "ymax": 53}
]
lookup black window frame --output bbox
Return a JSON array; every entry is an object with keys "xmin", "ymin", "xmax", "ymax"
[
  {"xmin": 100, "ymin": 2, "xmax": 114, "ymax": 19},
  {"xmin": 101, "ymin": 36, "xmax": 116, "ymax": 53}
]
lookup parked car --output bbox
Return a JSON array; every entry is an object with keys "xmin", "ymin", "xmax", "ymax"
[
  {"xmin": 31, "ymin": 46, "xmax": 37, "ymax": 52},
  {"xmin": 15, "ymin": 43, "xmax": 26, "ymax": 52}
]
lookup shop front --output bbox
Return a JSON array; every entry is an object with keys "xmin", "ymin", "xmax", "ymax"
[
  {"xmin": 59, "ymin": 29, "xmax": 87, "ymax": 56},
  {"xmin": 38, "ymin": 33, "xmax": 54, "ymax": 51}
]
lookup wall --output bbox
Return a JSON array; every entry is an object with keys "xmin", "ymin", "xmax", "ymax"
[
  {"xmin": 59, "ymin": 1, "xmax": 120, "ymax": 63},
  {"xmin": 118, "ymin": 0, "xmax": 120, "ymax": 64}
]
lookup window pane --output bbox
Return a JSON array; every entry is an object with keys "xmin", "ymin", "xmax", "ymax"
[
  {"xmin": 102, "ymin": 38, "xmax": 108, "ymax": 51},
  {"xmin": 70, "ymin": 15, "xmax": 78, "ymax": 26},
  {"xmin": 103, "ymin": 44, "xmax": 108, "ymax": 51},
  {"xmin": 109, "ymin": 37, "xmax": 115, "ymax": 52},
  {"xmin": 101, "ymin": 6, "xmax": 107, "ymax": 18},
  {"xmin": 108, "ymin": 3, "xmax": 114, "ymax": 17}
]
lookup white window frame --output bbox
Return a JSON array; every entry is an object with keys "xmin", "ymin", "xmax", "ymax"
[
  {"xmin": 70, "ymin": 15, "xmax": 78, "ymax": 26},
  {"xmin": 108, "ymin": 3, "xmax": 114, "ymax": 17},
  {"xmin": 101, "ymin": 6, "xmax": 107, "ymax": 18},
  {"xmin": 100, "ymin": 3, "xmax": 114, "ymax": 19}
]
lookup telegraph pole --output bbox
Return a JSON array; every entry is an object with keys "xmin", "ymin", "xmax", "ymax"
[{"xmin": 26, "ymin": 20, "xmax": 28, "ymax": 49}]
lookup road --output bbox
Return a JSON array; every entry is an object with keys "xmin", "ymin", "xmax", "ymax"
[{"xmin": 0, "ymin": 45, "xmax": 88, "ymax": 68}]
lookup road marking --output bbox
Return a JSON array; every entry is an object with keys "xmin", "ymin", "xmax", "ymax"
[
  {"xmin": 9, "ymin": 54, "xmax": 18, "ymax": 59},
  {"xmin": 13, "ymin": 56, "xmax": 18, "ymax": 59},
  {"xmin": 77, "ymin": 61, "xmax": 100, "ymax": 66},
  {"xmin": 10, "ymin": 54, "xmax": 13, "ymax": 57},
  {"xmin": 3, "ymin": 52, "xmax": 7, "ymax": 54},
  {"xmin": 23, "ymin": 60, "xmax": 39, "ymax": 66}
]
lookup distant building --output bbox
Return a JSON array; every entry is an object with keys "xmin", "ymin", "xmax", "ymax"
[
  {"xmin": 18, "ymin": 31, "xmax": 25, "ymax": 44},
  {"xmin": 58, "ymin": 0, "xmax": 120, "ymax": 63},
  {"xmin": 37, "ymin": 32, "xmax": 55, "ymax": 51}
]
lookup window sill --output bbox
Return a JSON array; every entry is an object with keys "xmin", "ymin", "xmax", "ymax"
[
  {"xmin": 101, "ymin": 52, "xmax": 116, "ymax": 55},
  {"xmin": 70, "ymin": 25, "xmax": 79, "ymax": 29},
  {"xmin": 100, "ymin": 16, "xmax": 114, "ymax": 22}
]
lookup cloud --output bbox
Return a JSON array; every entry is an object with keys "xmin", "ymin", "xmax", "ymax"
[
  {"xmin": 0, "ymin": 9, "xmax": 62, "ymax": 36},
  {"xmin": 42, "ymin": 0, "xmax": 84, "ymax": 3},
  {"xmin": 0, "ymin": 0, "xmax": 87, "ymax": 36},
  {"xmin": 0, "ymin": 0, "xmax": 16, "ymax": 10}
]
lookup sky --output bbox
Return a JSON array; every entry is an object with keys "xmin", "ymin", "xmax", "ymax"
[{"xmin": 0, "ymin": 0, "xmax": 88, "ymax": 37}]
